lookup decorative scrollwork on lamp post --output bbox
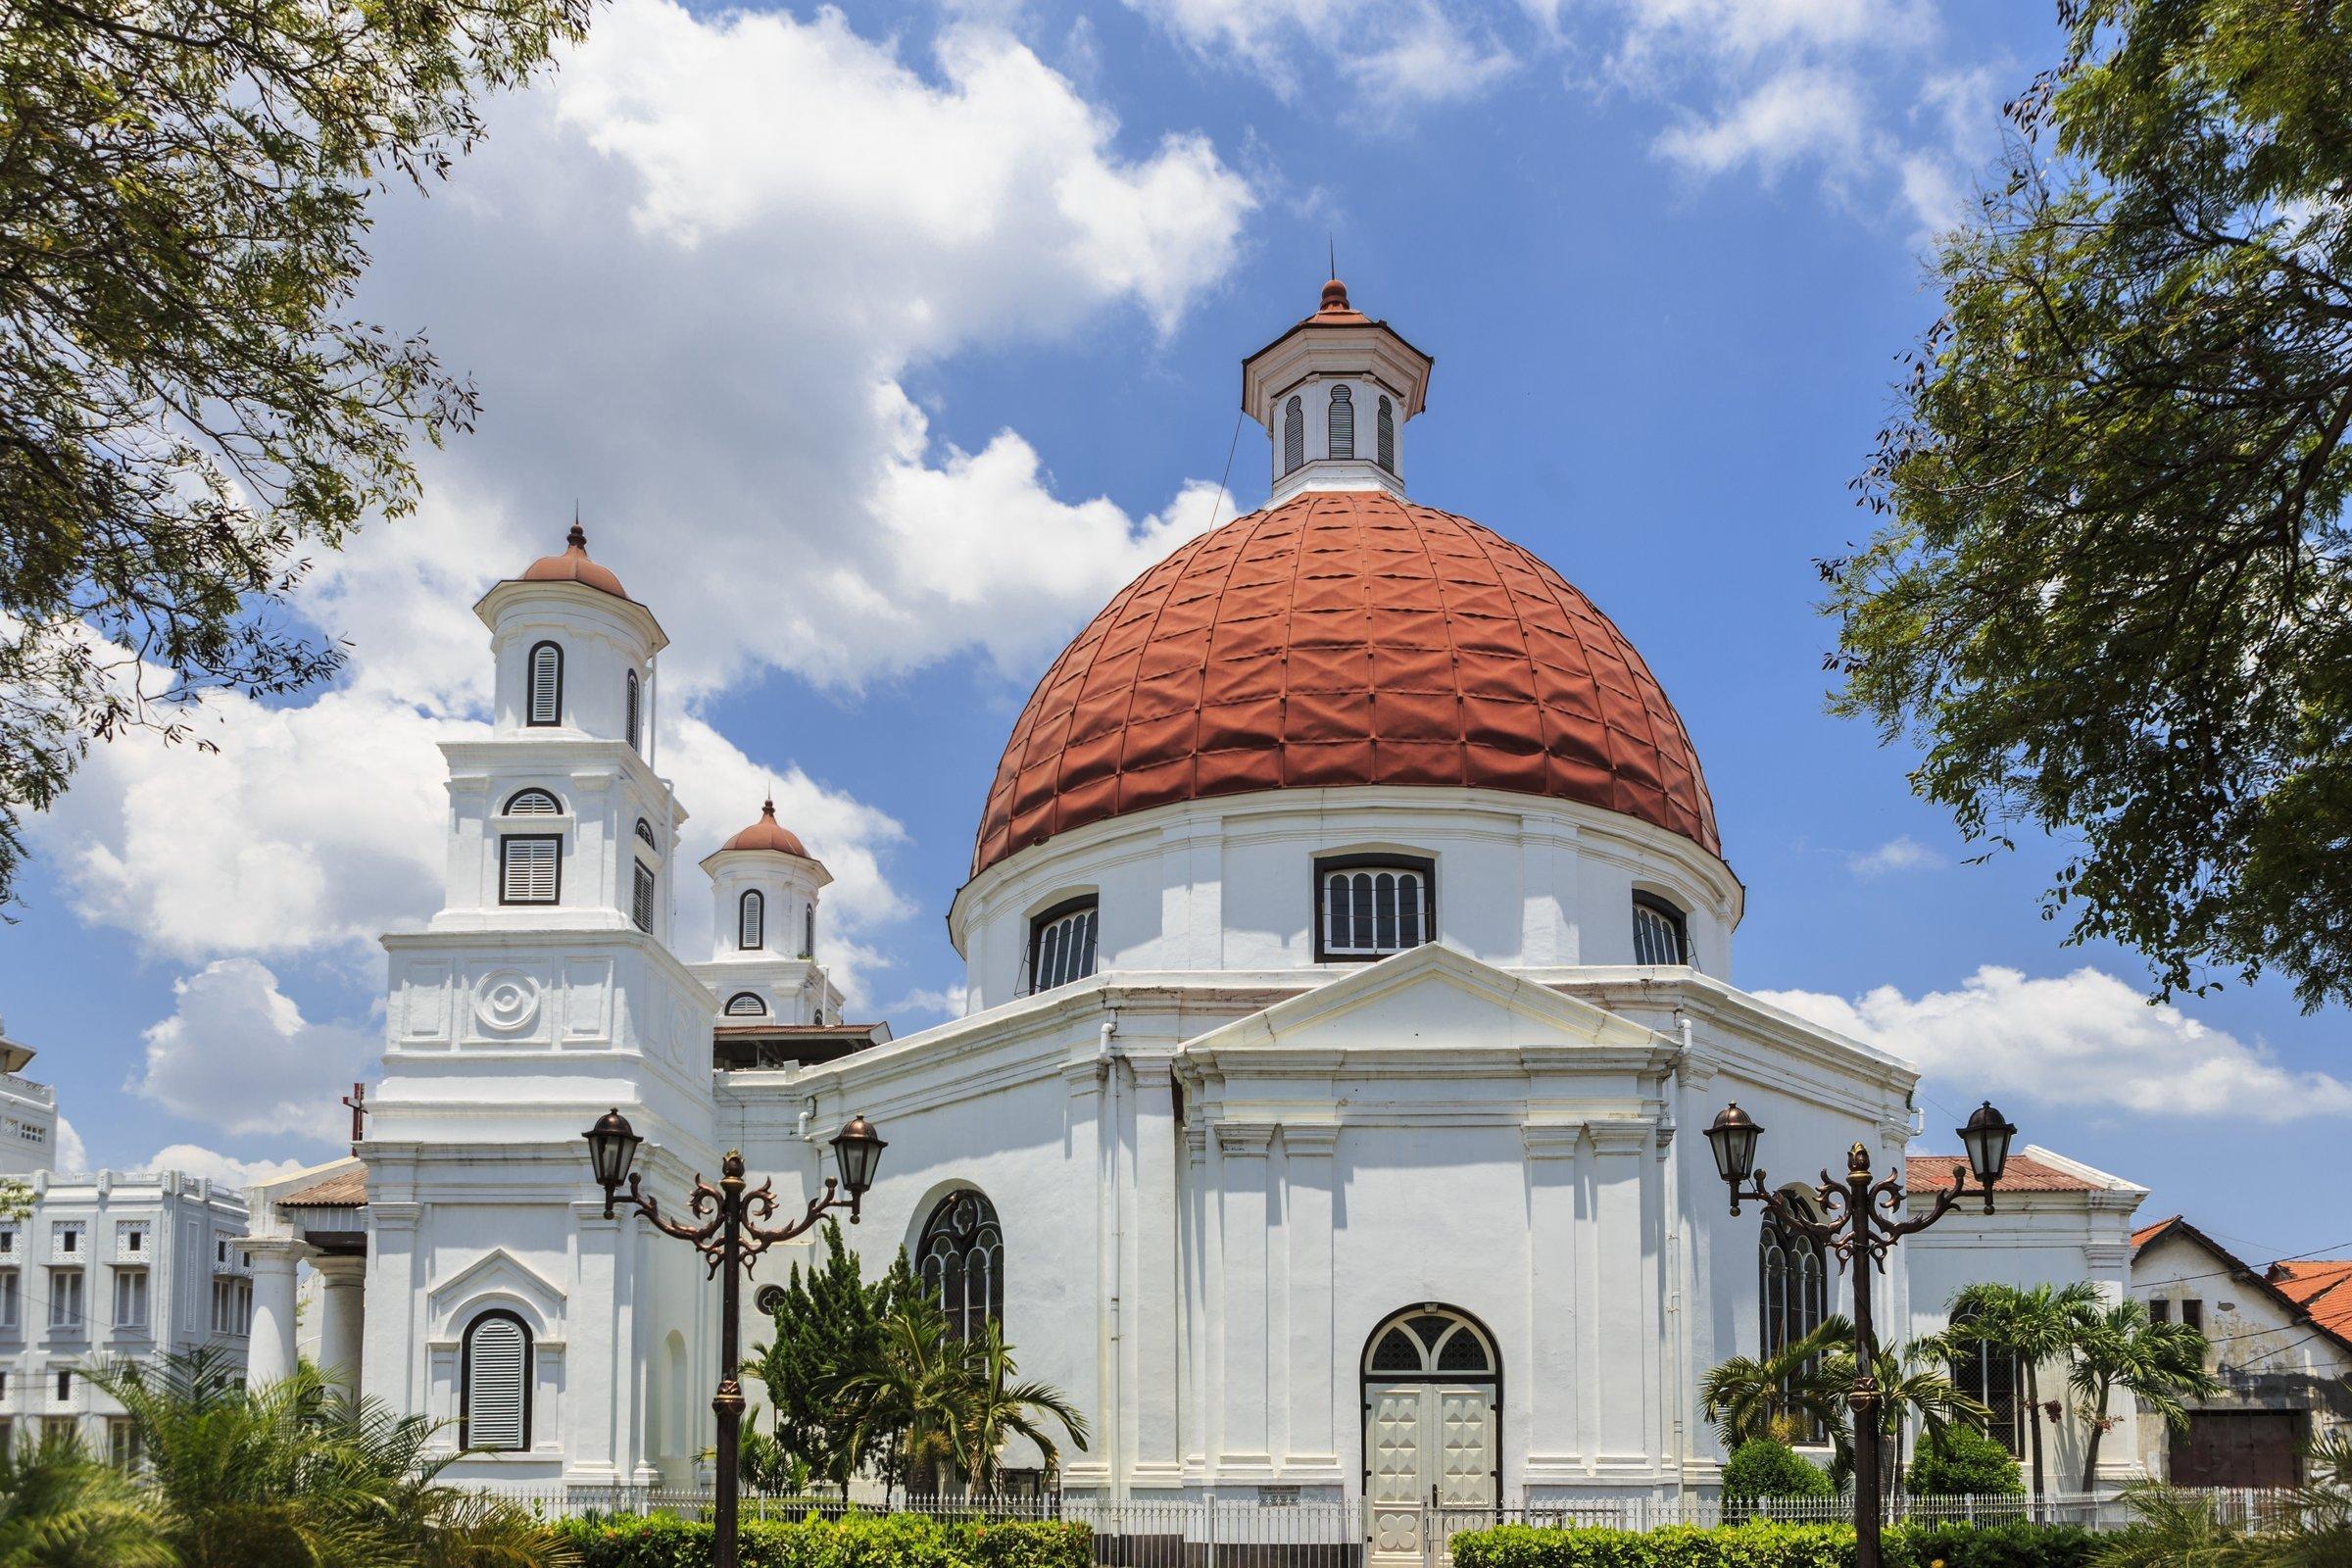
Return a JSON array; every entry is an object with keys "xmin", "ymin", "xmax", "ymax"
[
  {"xmin": 1703, "ymin": 1099, "xmax": 2017, "ymax": 1568},
  {"xmin": 584, "ymin": 1108, "xmax": 887, "ymax": 1568}
]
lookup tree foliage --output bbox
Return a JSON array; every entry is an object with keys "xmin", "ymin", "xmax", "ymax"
[
  {"xmin": 0, "ymin": 1428, "xmax": 171, "ymax": 1568},
  {"xmin": 0, "ymin": 0, "xmax": 592, "ymax": 904},
  {"xmin": 2065, "ymin": 1298, "xmax": 2220, "ymax": 1491},
  {"xmin": 1699, "ymin": 1315, "xmax": 1859, "ymax": 1469},
  {"xmin": 1828, "ymin": 0, "xmax": 2352, "ymax": 1009},
  {"xmin": 1941, "ymin": 1282, "xmax": 2100, "ymax": 1518},
  {"xmin": 746, "ymin": 1222, "xmax": 908, "ymax": 1492}
]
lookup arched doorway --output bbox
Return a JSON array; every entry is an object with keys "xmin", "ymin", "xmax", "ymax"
[{"xmin": 1361, "ymin": 1305, "xmax": 1499, "ymax": 1566}]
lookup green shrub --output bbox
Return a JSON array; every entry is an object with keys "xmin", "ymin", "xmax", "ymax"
[
  {"xmin": 1722, "ymin": 1440, "xmax": 1837, "ymax": 1501},
  {"xmin": 1450, "ymin": 1519, "xmax": 2099, "ymax": 1568},
  {"xmin": 559, "ymin": 1511, "xmax": 1091, "ymax": 1568},
  {"xmin": 1907, "ymin": 1425, "xmax": 2026, "ymax": 1498}
]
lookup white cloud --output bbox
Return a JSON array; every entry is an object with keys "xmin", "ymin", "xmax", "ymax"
[
  {"xmin": 1124, "ymin": 0, "xmax": 1515, "ymax": 108},
  {"xmin": 1844, "ymin": 834, "xmax": 1943, "ymax": 877},
  {"xmin": 1756, "ymin": 966, "xmax": 2352, "ymax": 1122},
  {"xmin": 54, "ymin": 1116, "xmax": 86, "ymax": 1175},
  {"xmin": 129, "ymin": 959, "xmax": 382, "ymax": 1145},
  {"xmin": 137, "ymin": 1145, "xmax": 316, "ymax": 1193},
  {"xmin": 886, "ymin": 985, "xmax": 970, "ymax": 1022},
  {"xmin": 1654, "ymin": 66, "xmax": 1868, "ymax": 178}
]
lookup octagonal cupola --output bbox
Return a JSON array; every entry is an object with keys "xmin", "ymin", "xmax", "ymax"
[
  {"xmin": 474, "ymin": 521, "xmax": 666, "ymax": 755},
  {"xmin": 696, "ymin": 801, "xmax": 840, "ymax": 1027},
  {"xmin": 1243, "ymin": 276, "xmax": 1434, "ymax": 506}
]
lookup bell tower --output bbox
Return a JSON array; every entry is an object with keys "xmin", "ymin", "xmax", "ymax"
[
  {"xmin": 690, "ymin": 800, "xmax": 846, "ymax": 1029},
  {"xmin": 1242, "ymin": 276, "xmax": 1434, "ymax": 506}
]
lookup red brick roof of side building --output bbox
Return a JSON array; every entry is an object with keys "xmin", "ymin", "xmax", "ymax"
[
  {"xmin": 2270, "ymin": 1258, "xmax": 2352, "ymax": 1341},
  {"xmin": 1904, "ymin": 1152, "xmax": 2106, "ymax": 1193}
]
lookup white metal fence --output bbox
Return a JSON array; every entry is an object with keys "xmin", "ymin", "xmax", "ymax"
[{"xmin": 499, "ymin": 1486, "xmax": 2310, "ymax": 1560}]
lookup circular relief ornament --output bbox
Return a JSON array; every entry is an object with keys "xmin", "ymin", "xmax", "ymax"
[{"xmin": 473, "ymin": 969, "xmax": 542, "ymax": 1035}]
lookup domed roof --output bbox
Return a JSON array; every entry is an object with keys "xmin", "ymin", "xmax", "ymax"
[
  {"xmin": 972, "ymin": 490, "xmax": 1719, "ymax": 876},
  {"xmin": 718, "ymin": 800, "xmax": 809, "ymax": 858},
  {"xmin": 518, "ymin": 521, "xmax": 632, "ymax": 601}
]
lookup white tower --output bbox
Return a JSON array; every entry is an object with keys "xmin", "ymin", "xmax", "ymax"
[
  {"xmin": 690, "ymin": 800, "xmax": 845, "ymax": 1029},
  {"xmin": 1242, "ymin": 275, "xmax": 1434, "ymax": 506},
  {"xmin": 365, "ymin": 522, "xmax": 723, "ymax": 1490}
]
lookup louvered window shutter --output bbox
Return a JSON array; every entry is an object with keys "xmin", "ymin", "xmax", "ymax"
[
  {"xmin": 464, "ymin": 1316, "xmax": 528, "ymax": 1449},
  {"xmin": 502, "ymin": 838, "xmax": 559, "ymax": 904},
  {"xmin": 625, "ymin": 669, "xmax": 642, "ymax": 751},
  {"xmin": 1377, "ymin": 397, "xmax": 1396, "ymax": 471},
  {"xmin": 1283, "ymin": 397, "xmax": 1304, "ymax": 473},
  {"xmin": 740, "ymin": 891, "xmax": 763, "ymax": 950},
  {"xmin": 1327, "ymin": 385, "xmax": 1353, "ymax": 459},
  {"xmin": 528, "ymin": 644, "xmax": 562, "ymax": 725},
  {"xmin": 632, "ymin": 861, "xmax": 655, "ymax": 932}
]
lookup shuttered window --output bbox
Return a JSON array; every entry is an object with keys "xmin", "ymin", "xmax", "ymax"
[
  {"xmin": 1327, "ymin": 384, "xmax": 1354, "ymax": 459},
  {"xmin": 739, "ymin": 890, "xmax": 763, "ymax": 950},
  {"xmin": 625, "ymin": 669, "xmax": 642, "ymax": 752},
  {"xmin": 1377, "ymin": 396, "xmax": 1396, "ymax": 471},
  {"xmin": 527, "ymin": 643, "xmax": 563, "ymax": 726},
  {"xmin": 1282, "ymin": 397, "xmax": 1304, "ymax": 474},
  {"xmin": 724, "ymin": 992, "xmax": 767, "ymax": 1017},
  {"xmin": 500, "ymin": 836, "xmax": 560, "ymax": 905},
  {"xmin": 802, "ymin": 904, "xmax": 814, "ymax": 958},
  {"xmin": 504, "ymin": 789, "xmax": 561, "ymax": 815},
  {"xmin": 1317, "ymin": 861, "xmax": 1432, "ymax": 959},
  {"xmin": 631, "ymin": 860, "xmax": 655, "ymax": 933},
  {"xmin": 462, "ymin": 1313, "xmax": 530, "ymax": 1450},
  {"xmin": 1631, "ymin": 895, "xmax": 1688, "ymax": 965},
  {"xmin": 1027, "ymin": 899, "xmax": 1098, "ymax": 994}
]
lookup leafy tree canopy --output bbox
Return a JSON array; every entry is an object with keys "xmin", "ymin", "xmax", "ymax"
[
  {"xmin": 1829, "ymin": 0, "xmax": 2352, "ymax": 1009},
  {"xmin": 0, "ymin": 0, "xmax": 591, "ymax": 904}
]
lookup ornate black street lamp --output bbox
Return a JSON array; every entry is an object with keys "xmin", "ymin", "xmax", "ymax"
[
  {"xmin": 1703, "ymin": 1099, "xmax": 2016, "ymax": 1568},
  {"xmin": 584, "ymin": 1107, "xmax": 887, "ymax": 1568}
]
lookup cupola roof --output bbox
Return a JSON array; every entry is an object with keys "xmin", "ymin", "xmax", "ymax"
[
  {"xmin": 717, "ymin": 799, "xmax": 810, "ymax": 858},
  {"xmin": 517, "ymin": 520, "xmax": 633, "ymax": 602}
]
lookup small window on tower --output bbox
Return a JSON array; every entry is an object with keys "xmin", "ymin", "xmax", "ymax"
[
  {"xmin": 1282, "ymin": 397, "xmax": 1304, "ymax": 474},
  {"xmin": 1027, "ymin": 897, "xmax": 1099, "ymax": 994},
  {"xmin": 723, "ymin": 992, "xmax": 767, "ymax": 1017},
  {"xmin": 1631, "ymin": 894, "xmax": 1689, "ymax": 965},
  {"xmin": 739, "ymin": 890, "xmax": 764, "ymax": 950},
  {"xmin": 1315, "ymin": 855, "xmax": 1434, "ymax": 961},
  {"xmin": 500, "ymin": 835, "xmax": 561, "ymax": 905},
  {"xmin": 625, "ymin": 669, "xmax": 642, "ymax": 752},
  {"xmin": 634, "ymin": 817, "xmax": 657, "ymax": 850},
  {"xmin": 503, "ymin": 788, "xmax": 562, "ymax": 815},
  {"xmin": 1377, "ymin": 396, "xmax": 1396, "ymax": 471},
  {"xmin": 1327, "ymin": 384, "xmax": 1354, "ymax": 459},
  {"xmin": 803, "ymin": 903, "xmax": 814, "ymax": 959},
  {"xmin": 631, "ymin": 860, "xmax": 655, "ymax": 933},
  {"xmin": 527, "ymin": 642, "xmax": 563, "ymax": 727}
]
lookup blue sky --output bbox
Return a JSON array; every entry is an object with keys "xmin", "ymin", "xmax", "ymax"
[{"xmin": 8, "ymin": 0, "xmax": 2348, "ymax": 1263}]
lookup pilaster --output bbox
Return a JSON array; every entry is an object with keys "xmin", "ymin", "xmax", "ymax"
[
  {"xmin": 1521, "ymin": 1125, "xmax": 1582, "ymax": 1482},
  {"xmin": 1215, "ymin": 1122, "xmax": 1275, "ymax": 1473},
  {"xmin": 1282, "ymin": 1123, "xmax": 1341, "ymax": 1481}
]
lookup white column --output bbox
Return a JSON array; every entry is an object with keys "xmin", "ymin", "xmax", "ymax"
[
  {"xmin": 244, "ymin": 1240, "xmax": 306, "ymax": 1387},
  {"xmin": 314, "ymin": 1255, "xmax": 367, "ymax": 1393}
]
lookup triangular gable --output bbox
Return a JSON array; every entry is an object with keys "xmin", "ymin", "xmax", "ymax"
[
  {"xmin": 426, "ymin": 1247, "xmax": 566, "ymax": 1336},
  {"xmin": 1184, "ymin": 941, "xmax": 1666, "ymax": 1059}
]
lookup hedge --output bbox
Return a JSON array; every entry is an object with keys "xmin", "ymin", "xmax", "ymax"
[
  {"xmin": 1450, "ymin": 1520, "xmax": 2100, "ymax": 1568},
  {"xmin": 558, "ymin": 1510, "xmax": 1093, "ymax": 1568},
  {"xmin": 1721, "ymin": 1442, "xmax": 1835, "ymax": 1502}
]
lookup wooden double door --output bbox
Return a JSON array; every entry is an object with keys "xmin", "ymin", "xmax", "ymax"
[{"xmin": 1363, "ymin": 1308, "xmax": 1499, "ymax": 1567}]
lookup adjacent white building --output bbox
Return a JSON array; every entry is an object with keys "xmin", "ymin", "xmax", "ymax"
[
  {"xmin": 0, "ymin": 1021, "xmax": 59, "ymax": 1178},
  {"xmin": 243, "ymin": 282, "xmax": 2153, "ymax": 1534}
]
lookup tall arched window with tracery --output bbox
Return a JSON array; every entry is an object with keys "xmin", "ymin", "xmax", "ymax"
[
  {"xmin": 1283, "ymin": 396, "xmax": 1305, "ymax": 474},
  {"xmin": 916, "ymin": 1190, "xmax": 1002, "ymax": 1340},
  {"xmin": 1327, "ymin": 384, "xmax": 1354, "ymax": 459},
  {"xmin": 1759, "ymin": 1188, "xmax": 1832, "ymax": 1435}
]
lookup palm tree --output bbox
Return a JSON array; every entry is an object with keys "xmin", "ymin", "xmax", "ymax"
[
  {"xmin": 947, "ymin": 1322, "xmax": 1089, "ymax": 1494},
  {"xmin": 831, "ymin": 1298, "xmax": 968, "ymax": 1498},
  {"xmin": 2067, "ymin": 1299, "xmax": 2222, "ymax": 1493},
  {"xmin": 1699, "ymin": 1315, "xmax": 1858, "ymax": 1472},
  {"xmin": 1946, "ymin": 1281, "xmax": 2098, "ymax": 1519},
  {"xmin": 0, "ymin": 1429, "xmax": 172, "ymax": 1568},
  {"xmin": 1833, "ymin": 1342, "xmax": 1991, "ymax": 1505}
]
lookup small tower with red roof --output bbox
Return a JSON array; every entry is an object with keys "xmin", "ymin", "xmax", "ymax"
[
  {"xmin": 693, "ymin": 799, "xmax": 847, "ymax": 1039},
  {"xmin": 1241, "ymin": 275, "xmax": 1433, "ymax": 506}
]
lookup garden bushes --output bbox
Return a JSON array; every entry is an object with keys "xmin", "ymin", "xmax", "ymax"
[
  {"xmin": 1720, "ymin": 1441, "xmax": 1836, "ymax": 1502},
  {"xmin": 560, "ymin": 1511, "xmax": 1092, "ymax": 1568},
  {"xmin": 1450, "ymin": 1519, "xmax": 2100, "ymax": 1568}
]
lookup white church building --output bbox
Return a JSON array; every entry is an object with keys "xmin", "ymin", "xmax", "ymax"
[{"xmin": 244, "ymin": 282, "xmax": 2151, "ymax": 1521}]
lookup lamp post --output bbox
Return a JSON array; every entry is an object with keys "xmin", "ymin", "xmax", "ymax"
[
  {"xmin": 1702, "ymin": 1099, "xmax": 2016, "ymax": 1568},
  {"xmin": 584, "ymin": 1107, "xmax": 887, "ymax": 1568}
]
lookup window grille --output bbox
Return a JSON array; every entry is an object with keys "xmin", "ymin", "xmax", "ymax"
[
  {"xmin": 739, "ymin": 890, "xmax": 764, "ymax": 950},
  {"xmin": 625, "ymin": 669, "xmax": 642, "ymax": 751},
  {"xmin": 1377, "ymin": 395, "xmax": 1396, "ymax": 470},
  {"xmin": 1283, "ymin": 397, "xmax": 1304, "ymax": 473},
  {"xmin": 1317, "ymin": 860, "xmax": 1432, "ymax": 959},
  {"xmin": 1760, "ymin": 1194, "xmax": 1833, "ymax": 1441},
  {"xmin": 462, "ymin": 1313, "xmax": 530, "ymax": 1450},
  {"xmin": 1327, "ymin": 384, "xmax": 1354, "ymax": 459},
  {"xmin": 527, "ymin": 642, "xmax": 563, "ymax": 726},
  {"xmin": 503, "ymin": 789, "xmax": 561, "ymax": 815},
  {"xmin": 917, "ymin": 1191, "xmax": 1003, "ymax": 1340},
  {"xmin": 113, "ymin": 1269, "xmax": 148, "ymax": 1330},
  {"xmin": 500, "ymin": 836, "xmax": 560, "ymax": 905},
  {"xmin": 1632, "ymin": 895, "xmax": 1688, "ymax": 964},
  {"xmin": 1027, "ymin": 900, "xmax": 1098, "ymax": 994},
  {"xmin": 631, "ymin": 860, "xmax": 655, "ymax": 933},
  {"xmin": 1948, "ymin": 1305, "xmax": 2024, "ymax": 1454},
  {"xmin": 723, "ymin": 993, "xmax": 767, "ymax": 1017}
]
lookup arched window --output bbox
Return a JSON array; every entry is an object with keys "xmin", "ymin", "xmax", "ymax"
[
  {"xmin": 1760, "ymin": 1190, "xmax": 1832, "ymax": 1436},
  {"xmin": 803, "ymin": 903, "xmax": 815, "ymax": 959},
  {"xmin": 739, "ymin": 890, "xmax": 764, "ymax": 951},
  {"xmin": 461, "ymin": 1311, "xmax": 531, "ymax": 1450},
  {"xmin": 1377, "ymin": 396, "xmax": 1396, "ymax": 471},
  {"xmin": 1327, "ymin": 384, "xmax": 1354, "ymax": 459},
  {"xmin": 526, "ymin": 642, "xmax": 563, "ymax": 727},
  {"xmin": 625, "ymin": 669, "xmax": 642, "ymax": 752},
  {"xmin": 503, "ymin": 788, "xmax": 561, "ymax": 815},
  {"xmin": 1027, "ymin": 897, "xmax": 1098, "ymax": 994},
  {"xmin": 634, "ymin": 817, "xmax": 657, "ymax": 849},
  {"xmin": 1282, "ymin": 396, "xmax": 1305, "ymax": 474},
  {"xmin": 917, "ymin": 1190, "xmax": 1003, "ymax": 1340},
  {"xmin": 723, "ymin": 992, "xmax": 767, "ymax": 1017},
  {"xmin": 1315, "ymin": 855, "xmax": 1434, "ymax": 961},
  {"xmin": 1632, "ymin": 894, "xmax": 1689, "ymax": 965}
]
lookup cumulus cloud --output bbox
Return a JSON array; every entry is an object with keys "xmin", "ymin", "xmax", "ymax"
[
  {"xmin": 1126, "ymin": 0, "xmax": 1515, "ymax": 108},
  {"xmin": 1844, "ymin": 834, "xmax": 1943, "ymax": 877},
  {"xmin": 129, "ymin": 960, "xmax": 382, "ymax": 1144},
  {"xmin": 1756, "ymin": 966, "xmax": 2352, "ymax": 1122},
  {"xmin": 1653, "ymin": 66, "xmax": 1868, "ymax": 179},
  {"xmin": 138, "ymin": 1145, "xmax": 316, "ymax": 1192},
  {"xmin": 54, "ymin": 1117, "xmax": 86, "ymax": 1175}
]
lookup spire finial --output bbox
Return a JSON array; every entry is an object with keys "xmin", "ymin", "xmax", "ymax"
[
  {"xmin": 566, "ymin": 502, "xmax": 586, "ymax": 552},
  {"xmin": 1328, "ymin": 232, "xmax": 1336, "ymax": 282}
]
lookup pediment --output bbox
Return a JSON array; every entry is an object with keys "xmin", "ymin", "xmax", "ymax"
[
  {"xmin": 425, "ymin": 1247, "xmax": 565, "ymax": 1335},
  {"xmin": 1183, "ymin": 943, "xmax": 1667, "ymax": 1062}
]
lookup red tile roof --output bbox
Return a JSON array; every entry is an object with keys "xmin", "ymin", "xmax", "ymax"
[
  {"xmin": 1906, "ymin": 1152, "xmax": 2102, "ymax": 1193},
  {"xmin": 717, "ymin": 799, "xmax": 808, "ymax": 858},
  {"xmin": 277, "ymin": 1166, "xmax": 367, "ymax": 1207},
  {"xmin": 516, "ymin": 521, "xmax": 631, "ymax": 601},
  {"xmin": 2270, "ymin": 1259, "xmax": 2352, "ymax": 1341},
  {"xmin": 972, "ymin": 490, "xmax": 1720, "ymax": 876}
]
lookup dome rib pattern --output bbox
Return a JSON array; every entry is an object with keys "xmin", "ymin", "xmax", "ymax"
[{"xmin": 972, "ymin": 490, "xmax": 1719, "ymax": 877}]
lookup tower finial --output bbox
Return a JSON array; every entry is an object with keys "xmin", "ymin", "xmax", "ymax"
[
  {"xmin": 567, "ymin": 501, "xmax": 586, "ymax": 552},
  {"xmin": 1329, "ymin": 232, "xmax": 1336, "ymax": 282}
]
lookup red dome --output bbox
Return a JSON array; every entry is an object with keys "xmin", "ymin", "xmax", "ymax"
[
  {"xmin": 519, "ymin": 521, "xmax": 631, "ymax": 601},
  {"xmin": 719, "ymin": 800, "xmax": 809, "ymax": 858},
  {"xmin": 972, "ymin": 490, "xmax": 1720, "ymax": 876}
]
